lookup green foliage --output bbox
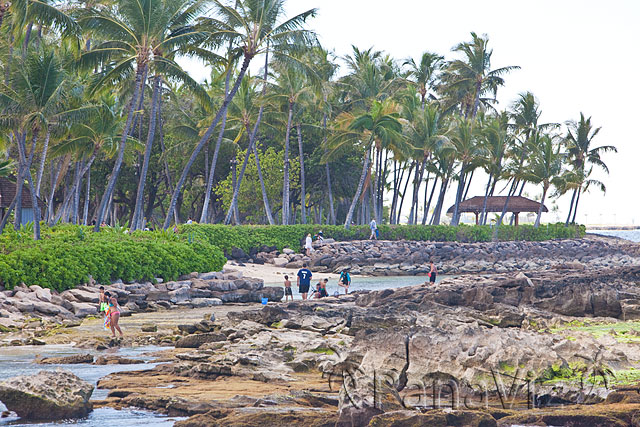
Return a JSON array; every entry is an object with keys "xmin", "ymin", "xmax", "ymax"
[
  {"xmin": 0, "ymin": 225, "xmax": 226, "ymax": 292},
  {"xmin": 180, "ymin": 223, "xmax": 585, "ymax": 253}
]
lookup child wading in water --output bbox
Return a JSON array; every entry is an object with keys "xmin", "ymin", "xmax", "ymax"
[
  {"xmin": 104, "ymin": 292, "xmax": 124, "ymax": 338},
  {"xmin": 283, "ymin": 275, "xmax": 293, "ymax": 302}
]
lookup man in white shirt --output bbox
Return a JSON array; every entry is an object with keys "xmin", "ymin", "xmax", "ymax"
[{"xmin": 369, "ymin": 219, "xmax": 377, "ymax": 240}]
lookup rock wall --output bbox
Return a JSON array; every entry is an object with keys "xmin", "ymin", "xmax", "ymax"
[{"xmin": 250, "ymin": 236, "xmax": 640, "ymax": 276}]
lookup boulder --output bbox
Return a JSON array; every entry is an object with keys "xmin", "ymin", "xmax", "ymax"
[
  {"xmin": 0, "ymin": 369, "xmax": 93, "ymax": 420},
  {"xmin": 36, "ymin": 354, "xmax": 94, "ymax": 365},
  {"xmin": 67, "ymin": 289, "xmax": 99, "ymax": 304},
  {"xmin": 272, "ymin": 257, "xmax": 289, "ymax": 267},
  {"xmin": 169, "ymin": 287, "xmax": 190, "ymax": 304},
  {"xmin": 69, "ymin": 302, "xmax": 98, "ymax": 318},
  {"xmin": 175, "ymin": 332, "xmax": 228, "ymax": 348}
]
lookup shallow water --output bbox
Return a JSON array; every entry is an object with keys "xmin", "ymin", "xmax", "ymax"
[
  {"xmin": 266, "ymin": 274, "xmax": 447, "ymax": 299},
  {"xmin": 589, "ymin": 229, "xmax": 640, "ymax": 242},
  {"xmin": 0, "ymin": 345, "xmax": 183, "ymax": 426}
]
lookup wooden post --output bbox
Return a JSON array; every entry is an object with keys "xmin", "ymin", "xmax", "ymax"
[
  {"xmin": 514, "ymin": 212, "xmax": 520, "ymax": 226},
  {"xmin": 474, "ymin": 212, "xmax": 479, "ymax": 225}
]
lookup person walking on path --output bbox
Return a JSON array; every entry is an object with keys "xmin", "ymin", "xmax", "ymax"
[
  {"xmin": 305, "ymin": 233, "xmax": 314, "ymax": 256},
  {"xmin": 338, "ymin": 269, "xmax": 351, "ymax": 295},
  {"xmin": 428, "ymin": 260, "xmax": 437, "ymax": 284},
  {"xmin": 369, "ymin": 219, "xmax": 378, "ymax": 240},
  {"xmin": 297, "ymin": 263, "xmax": 313, "ymax": 300},
  {"xmin": 283, "ymin": 275, "xmax": 293, "ymax": 302}
]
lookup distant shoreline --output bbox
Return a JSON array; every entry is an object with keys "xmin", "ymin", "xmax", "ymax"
[{"xmin": 586, "ymin": 225, "xmax": 640, "ymax": 231}]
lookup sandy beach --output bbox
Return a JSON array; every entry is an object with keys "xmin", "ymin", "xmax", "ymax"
[{"xmin": 224, "ymin": 261, "xmax": 342, "ymax": 284}]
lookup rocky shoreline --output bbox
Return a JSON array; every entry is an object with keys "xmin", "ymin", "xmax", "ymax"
[
  {"xmin": 244, "ymin": 235, "xmax": 640, "ymax": 276},
  {"xmin": 92, "ymin": 264, "xmax": 640, "ymax": 426},
  {"xmin": 2, "ymin": 236, "xmax": 640, "ymax": 426},
  {"xmin": 0, "ymin": 269, "xmax": 283, "ymax": 335}
]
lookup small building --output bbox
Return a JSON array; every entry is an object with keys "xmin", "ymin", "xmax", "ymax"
[
  {"xmin": 0, "ymin": 177, "xmax": 43, "ymax": 225},
  {"xmin": 447, "ymin": 196, "xmax": 548, "ymax": 225}
]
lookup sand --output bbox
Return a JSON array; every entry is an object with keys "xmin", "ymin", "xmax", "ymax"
[{"xmin": 224, "ymin": 261, "xmax": 341, "ymax": 285}]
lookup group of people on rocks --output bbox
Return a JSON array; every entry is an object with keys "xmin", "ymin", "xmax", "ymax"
[
  {"xmin": 98, "ymin": 286, "xmax": 123, "ymax": 339},
  {"xmin": 282, "ymin": 264, "xmax": 352, "ymax": 302}
]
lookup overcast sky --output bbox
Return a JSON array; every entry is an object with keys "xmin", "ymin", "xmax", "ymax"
[{"xmin": 184, "ymin": 1, "xmax": 639, "ymax": 225}]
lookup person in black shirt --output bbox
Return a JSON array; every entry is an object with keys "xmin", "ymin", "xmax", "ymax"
[{"xmin": 297, "ymin": 263, "xmax": 312, "ymax": 300}]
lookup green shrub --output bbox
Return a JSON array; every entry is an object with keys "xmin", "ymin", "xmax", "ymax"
[{"xmin": 0, "ymin": 226, "xmax": 225, "ymax": 291}]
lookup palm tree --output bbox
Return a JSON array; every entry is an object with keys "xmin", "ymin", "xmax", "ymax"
[
  {"xmin": 564, "ymin": 113, "xmax": 616, "ymax": 225},
  {"xmin": 79, "ymin": 0, "xmax": 212, "ymax": 231},
  {"xmin": 404, "ymin": 102, "xmax": 447, "ymax": 224},
  {"xmin": 449, "ymin": 117, "xmax": 485, "ymax": 225},
  {"xmin": 478, "ymin": 112, "xmax": 511, "ymax": 224},
  {"xmin": 49, "ymin": 95, "xmax": 132, "ymax": 225},
  {"xmin": 523, "ymin": 134, "xmax": 564, "ymax": 227},
  {"xmin": 268, "ymin": 60, "xmax": 312, "ymax": 224},
  {"xmin": 403, "ymin": 51, "xmax": 443, "ymax": 110},
  {"xmin": 328, "ymin": 99, "xmax": 403, "ymax": 228},
  {"xmin": 0, "ymin": 47, "xmax": 91, "ymax": 238},
  {"xmin": 440, "ymin": 32, "xmax": 519, "ymax": 118},
  {"xmin": 163, "ymin": 0, "xmax": 317, "ymax": 229}
]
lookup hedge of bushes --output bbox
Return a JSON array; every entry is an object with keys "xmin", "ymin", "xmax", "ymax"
[
  {"xmin": 181, "ymin": 223, "xmax": 586, "ymax": 253},
  {"xmin": 0, "ymin": 225, "xmax": 226, "ymax": 291}
]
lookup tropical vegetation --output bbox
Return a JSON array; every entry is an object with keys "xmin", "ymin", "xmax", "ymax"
[{"xmin": 0, "ymin": 0, "xmax": 615, "ymax": 242}]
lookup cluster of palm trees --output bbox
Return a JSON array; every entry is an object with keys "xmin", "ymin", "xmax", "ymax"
[{"xmin": 0, "ymin": 0, "xmax": 615, "ymax": 240}]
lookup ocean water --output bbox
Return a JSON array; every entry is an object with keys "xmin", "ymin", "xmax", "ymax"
[
  {"xmin": 0, "ymin": 345, "xmax": 184, "ymax": 426},
  {"xmin": 589, "ymin": 229, "xmax": 640, "ymax": 242}
]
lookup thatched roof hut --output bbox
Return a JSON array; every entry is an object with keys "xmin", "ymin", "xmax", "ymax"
[{"xmin": 447, "ymin": 196, "xmax": 548, "ymax": 225}]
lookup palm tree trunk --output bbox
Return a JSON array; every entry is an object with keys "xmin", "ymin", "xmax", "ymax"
[
  {"xmin": 565, "ymin": 188, "xmax": 577, "ymax": 226},
  {"xmin": 463, "ymin": 169, "xmax": 474, "ymax": 200},
  {"xmin": 534, "ymin": 186, "xmax": 548, "ymax": 228},
  {"xmin": 200, "ymin": 70, "xmax": 231, "ymax": 223},
  {"xmin": 344, "ymin": 146, "xmax": 372, "ymax": 228},
  {"xmin": 571, "ymin": 188, "xmax": 581, "ymax": 224},
  {"xmin": 253, "ymin": 143, "xmax": 275, "ymax": 224},
  {"xmin": 422, "ymin": 174, "xmax": 437, "ymax": 225},
  {"xmin": 431, "ymin": 177, "xmax": 449, "ymax": 225},
  {"xmin": 71, "ymin": 161, "xmax": 81, "ymax": 224},
  {"xmin": 22, "ymin": 22, "xmax": 33, "ymax": 57},
  {"xmin": 16, "ymin": 131, "xmax": 41, "ymax": 239},
  {"xmin": 224, "ymin": 138, "xmax": 255, "ymax": 225},
  {"xmin": 451, "ymin": 166, "xmax": 468, "ymax": 226},
  {"xmin": 131, "ymin": 75, "xmax": 161, "ymax": 231},
  {"xmin": 296, "ymin": 123, "xmax": 306, "ymax": 224},
  {"xmin": 493, "ymin": 178, "xmax": 519, "ymax": 240},
  {"xmin": 83, "ymin": 166, "xmax": 91, "ymax": 225},
  {"xmin": 157, "ymin": 91, "xmax": 178, "ymax": 224},
  {"xmin": 408, "ymin": 161, "xmax": 421, "ymax": 225},
  {"xmin": 95, "ymin": 62, "xmax": 147, "ymax": 232},
  {"xmin": 47, "ymin": 158, "xmax": 63, "ymax": 222},
  {"xmin": 13, "ymin": 132, "xmax": 28, "ymax": 230},
  {"xmin": 282, "ymin": 102, "xmax": 293, "ymax": 225},
  {"xmin": 35, "ymin": 127, "xmax": 50, "ymax": 197},
  {"xmin": 164, "ymin": 53, "xmax": 253, "ymax": 229},
  {"xmin": 323, "ymin": 112, "xmax": 335, "ymax": 225},
  {"xmin": 397, "ymin": 161, "xmax": 415, "ymax": 224},
  {"xmin": 479, "ymin": 173, "xmax": 493, "ymax": 225}
]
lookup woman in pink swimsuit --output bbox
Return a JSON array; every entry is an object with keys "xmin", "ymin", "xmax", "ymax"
[{"xmin": 108, "ymin": 294, "xmax": 123, "ymax": 338}]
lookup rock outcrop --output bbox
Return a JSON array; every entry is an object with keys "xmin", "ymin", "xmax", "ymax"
[{"xmin": 0, "ymin": 369, "xmax": 93, "ymax": 420}]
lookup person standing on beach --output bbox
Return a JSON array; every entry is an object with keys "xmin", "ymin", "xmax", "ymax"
[
  {"xmin": 338, "ymin": 269, "xmax": 351, "ymax": 294},
  {"xmin": 283, "ymin": 275, "xmax": 293, "ymax": 302},
  {"xmin": 369, "ymin": 219, "xmax": 378, "ymax": 240},
  {"xmin": 98, "ymin": 286, "xmax": 108, "ymax": 317},
  {"xmin": 297, "ymin": 263, "xmax": 312, "ymax": 300},
  {"xmin": 428, "ymin": 260, "xmax": 437, "ymax": 284},
  {"xmin": 305, "ymin": 233, "xmax": 313, "ymax": 256}
]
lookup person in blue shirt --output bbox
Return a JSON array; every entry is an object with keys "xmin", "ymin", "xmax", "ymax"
[
  {"xmin": 297, "ymin": 263, "xmax": 313, "ymax": 300},
  {"xmin": 338, "ymin": 269, "xmax": 351, "ymax": 295}
]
